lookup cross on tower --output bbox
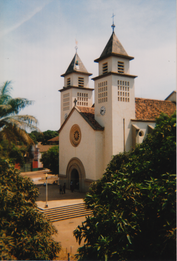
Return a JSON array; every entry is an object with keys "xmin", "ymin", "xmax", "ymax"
[
  {"xmin": 75, "ymin": 39, "xmax": 78, "ymax": 53},
  {"xmin": 111, "ymin": 13, "xmax": 115, "ymax": 32},
  {"xmin": 74, "ymin": 98, "xmax": 77, "ymax": 106}
]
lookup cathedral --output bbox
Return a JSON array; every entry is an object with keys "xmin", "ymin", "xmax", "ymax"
[{"xmin": 58, "ymin": 25, "xmax": 176, "ymax": 192}]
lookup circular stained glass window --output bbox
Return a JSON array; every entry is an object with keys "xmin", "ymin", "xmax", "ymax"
[{"xmin": 70, "ymin": 124, "xmax": 81, "ymax": 147}]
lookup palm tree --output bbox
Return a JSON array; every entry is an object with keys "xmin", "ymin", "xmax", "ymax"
[{"xmin": 0, "ymin": 81, "xmax": 39, "ymax": 144}]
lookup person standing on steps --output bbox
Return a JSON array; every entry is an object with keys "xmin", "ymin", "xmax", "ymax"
[
  {"xmin": 59, "ymin": 184, "xmax": 62, "ymax": 194},
  {"xmin": 63, "ymin": 183, "xmax": 66, "ymax": 194},
  {"xmin": 70, "ymin": 180, "xmax": 74, "ymax": 192}
]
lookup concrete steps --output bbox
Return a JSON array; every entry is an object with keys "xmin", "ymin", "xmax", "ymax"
[{"xmin": 38, "ymin": 203, "xmax": 92, "ymax": 222}]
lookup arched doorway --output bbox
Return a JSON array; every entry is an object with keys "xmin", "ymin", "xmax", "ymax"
[
  {"xmin": 66, "ymin": 157, "xmax": 85, "ymax": 192},
  {"xmin": 71, "ymin": 169, "xmax": 79, "ymax": 190}
]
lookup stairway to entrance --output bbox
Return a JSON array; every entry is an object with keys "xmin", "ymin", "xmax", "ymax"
[{"xmin": 38, "ymin": 202, "xmax": 92, "ymax": 222}]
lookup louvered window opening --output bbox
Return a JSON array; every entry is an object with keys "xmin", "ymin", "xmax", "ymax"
[
  {"xmin": 63, "ymin": 93, "xmax": 70, "ymax": 111},
  {"xmin": 67, "ymin": 78, "xmax": 70, "ymax": 87},
  {"xmin": 78, "ymin": 77, "xmax": 84, "ymax": 87},
  {"xmin": 118, "ymin": 61, "xmax": 124, "ymax": 73},
  {"xmin": 102, "ymin": 63, "xmax": 108, "ymax": 74}
]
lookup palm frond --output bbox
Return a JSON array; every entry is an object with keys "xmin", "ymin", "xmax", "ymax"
[
  {"xmin": 0, "ymin": 81, "xmax": 12, "ymax": 104},
  {"xmin": 0, "ymin": 81, "xmax": 41, "ymax": 145},
  {"xmin": 8, "ymin": 98, "xmax": 33, "ymax": 114},
  {"xmin": 0, "ymin": 124, "xmax": 34, "ymax": 145},
  {"xmin": 0, "ymin": 115, "xmax": 39, "ymax": 131},
  {"xmin": 0, "ymin": 104, "xmax": 12, "ymax": 118}
]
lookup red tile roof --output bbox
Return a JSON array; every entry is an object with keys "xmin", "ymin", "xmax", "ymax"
[
  {"xmin": 76, "ymin": 106, "xmax": 104, "ymax": 130},
  {"xmin": 135, "ymin": 98, "xmax": 176, "ymax": 121},
  {"xmin": 48, "ymin": 136, "xmax": 59, "ymax": 142},
  {"xmin": 37, "ymin": 142, "xmax": 56, "ymax": 153}
]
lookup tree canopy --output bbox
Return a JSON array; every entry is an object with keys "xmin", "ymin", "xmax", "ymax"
[
  {"xmin": 29, "ymin": 130, "xmax": 58, "ymax": 145},
  {"xmin": 74, "ymin": 113, "xmax": 176, "ymax": 261},
  {"xmin": 41, "ymin": 145, "xmax": 59, "ymax": 174},
  {"xmin": 0, "ymin": 81, "xmax": 38, "ymax": 144},
  {"xmin": 0, "ymin": 158, "xmax": 61, "ymax": 260}
]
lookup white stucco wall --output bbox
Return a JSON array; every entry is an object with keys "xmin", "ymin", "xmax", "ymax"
[
  {"xmin": 94, "ymin": 72, "xmax": 136, "ymax": 170},
  {"xmin": 94, "ymin": 75, "xmax": 113, "ymax": 170},
  {"xmin": 165, "ymin": 91, "xmax": 176, "ymax": 102},
  {"xmin": 112, "ymin": 75, "xmax": 135, "ymax": 154},
  {"xmin": 131, "ymin": 121, "xmax": 156, "ymax": 145},
  {"xmin": 59, "ymin": 109, "xmax": 104, "ymax": 182}
]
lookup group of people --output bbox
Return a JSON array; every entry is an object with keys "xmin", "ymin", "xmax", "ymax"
[
  {"xmin": 59, "ymin": 180, "xmax": 79, "ymax": 194},
  {"xmin": 59, "ymin": 183, "xmax": 66, "ymax": 194}
]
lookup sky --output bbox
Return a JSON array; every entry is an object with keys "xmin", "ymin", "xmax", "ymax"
[{"xmin": 0, "ymin": 0, "xmax": 176, "ymax": 131}]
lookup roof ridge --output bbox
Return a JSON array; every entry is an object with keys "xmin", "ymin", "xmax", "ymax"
[
  {"xmin": 135, "ymin": 97, "xmax": 174, "ymax": 102},
  {"xmin": 63, "ymin": 53, "xmax": 90, "ymax": 76},
  {"xmin": 76, "ymin": 106, "xmax": 104, "ymax": 130},
  {"xmin": 99, "ymin": 32, "xmax": 128, "ymax": 59}
]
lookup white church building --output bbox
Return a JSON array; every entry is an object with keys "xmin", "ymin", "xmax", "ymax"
[{"xmin": 58, "ymin": 26, "xmax": 176, "ymax": 192}]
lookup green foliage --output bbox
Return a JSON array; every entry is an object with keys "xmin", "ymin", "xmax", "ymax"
[
  {"xmin": 41, "ymin": 145, "xmax": 59, "ymax": 174},
  {"xmin": 29, "ymin": 130, "xmax": 58, "ymax": 145},
  {"xmin": 0, "ymin": 158, "xmax": 61, "ymax": 260},
  {"xmin": 0, "ymin": 140, "xmax": 26, "ymax": 165},
  {"xmin": 41, "ymin": 130, "xmax": 58, "ymax": 145},
  {"xmin": 74, "ymin": 113, "xmax": 176, "ymax": 260},
  {"xmin": 0, "ymin": 81, "xmax": 39, "ymax": 144}
]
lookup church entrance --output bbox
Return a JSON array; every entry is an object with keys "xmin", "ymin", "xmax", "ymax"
[
  {"xmin": 71, "ymin": 169, "xmax": 79, "ymax": 190},
  {"xmin": 66, "ymin": 157, "xmax": 86, "ymax": 192}
]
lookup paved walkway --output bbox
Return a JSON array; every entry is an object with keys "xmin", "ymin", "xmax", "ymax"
[
  {"xmin": 20, "ymin": 170, "xmax": 88, "ymax": 259},
  {"xmin": 20, "ymin": 170, "xmax": 87, "ymax": 209},
  {"xmin": 36, "ymin": 184, "xmax": 86, "ymax": 209}
]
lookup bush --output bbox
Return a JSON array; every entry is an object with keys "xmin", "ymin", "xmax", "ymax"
[
  {"xmin": 41, "ymin": 145, "xmax": 59, "ymax": 174},
  {"xmin": 0, "ymin": 158, "xmax": 61, "ymax": 260},
  {"xmin": 74, "ymin": 113, "xmax": 176, "ymax": 261}
]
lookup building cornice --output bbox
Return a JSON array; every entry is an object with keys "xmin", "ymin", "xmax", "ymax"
[
  {"xmin": 61, "ymin": 71, "xmax": 92, "ymax": 77},
  {"xmin": 131, "ymin": 119, "xmax": 156, "ymax": 122},
  {"xmin": 59, "ymin": 86, "xmax": 94, "ymax": 92},
  {"xmin": 92, "ymin": 71, "xmax": 137, "ymax": 81},
  {"xmin": 94, "ymin": 53, "xmax": 134, "ymax": 63}
]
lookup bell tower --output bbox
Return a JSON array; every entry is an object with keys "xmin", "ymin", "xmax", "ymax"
[
  {"xmin": 60, "ymin": 48, "xmax": 93, "ymax": 125},
  {"xmin": 92, "ymin": 22, "xmax": 137, "ymax": 167}
]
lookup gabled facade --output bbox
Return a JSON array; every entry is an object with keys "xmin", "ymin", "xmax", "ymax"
[{"xmin": 58, "ymin": 28, "xmax": 176, "ymax": 192}]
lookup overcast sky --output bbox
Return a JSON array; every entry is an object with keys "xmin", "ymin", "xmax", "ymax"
[{"xmin": 0, "ymin": 0, "xmax": 176, "ymax": 131}]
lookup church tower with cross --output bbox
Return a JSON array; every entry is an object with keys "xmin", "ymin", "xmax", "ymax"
[
  {"xmin": 60, "ymin": 47, "xmax": 93, "ymax": 125},
  {"xmin": 92, "ymin": 18, "xmax": 137, "ymax": 169},
  {"xmin": 58, "ymin": 19, "xmax": 176, "ymax": 192}
]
